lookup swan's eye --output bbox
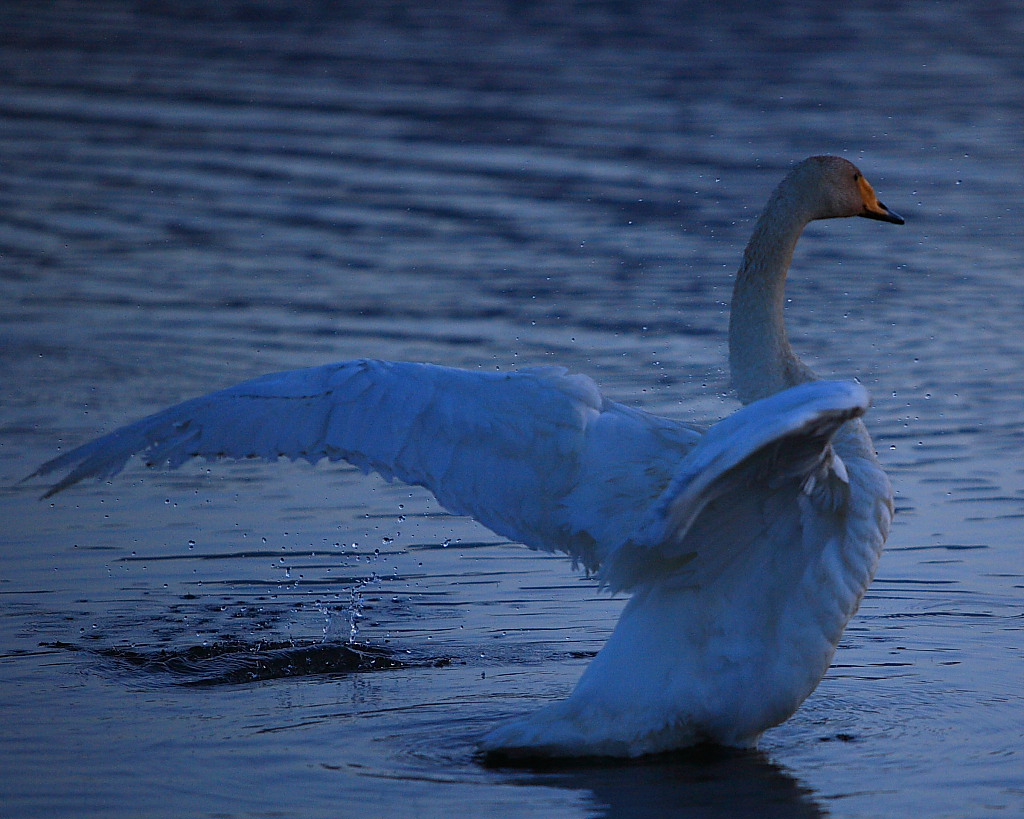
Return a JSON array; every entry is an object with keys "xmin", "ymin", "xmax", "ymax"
[{"xmin": 853, "ymin": 172, "xmax": 861, "ymax": 181}]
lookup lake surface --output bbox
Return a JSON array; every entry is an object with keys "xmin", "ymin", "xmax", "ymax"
[{"xmin": 1, "ymin": 2, "xmax": 1022, "ymax": 817}]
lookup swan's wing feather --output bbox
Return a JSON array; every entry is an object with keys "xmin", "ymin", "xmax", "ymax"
[
  {"xmin": 30, "ymin": 359, "xmax": 702, "ymax": 570},
  {"xmin": 604, "ymin": 381, "xmax": 870, "ymax": 590}
]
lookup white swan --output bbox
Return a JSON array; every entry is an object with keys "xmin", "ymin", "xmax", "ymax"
[{"xmin": 31, "ymin": 155, "xmax": 903, "ymax": 758}]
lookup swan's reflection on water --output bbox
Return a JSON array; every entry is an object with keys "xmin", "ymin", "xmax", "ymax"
[{"xmin": 496, "ymin": 746, "xmax": 824, "ymax": 819}]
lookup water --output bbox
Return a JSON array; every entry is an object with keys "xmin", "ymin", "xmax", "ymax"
[{"xmin": 1, "ymin": 1, "xmax": 1022, "ymax": 816}]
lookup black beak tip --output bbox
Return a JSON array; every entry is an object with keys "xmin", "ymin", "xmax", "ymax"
[
  {"xmin": 863, "ymin": 202, "xmax": 905, "ymax": 225},
  {"xmin": 883, "ymin": 204, "xmax": 905, "ymax": 225}
]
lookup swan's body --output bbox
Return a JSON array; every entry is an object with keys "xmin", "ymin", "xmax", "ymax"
[{"xmin": 31, "ymin": 156, "xmax": 902, "ymax": 758}]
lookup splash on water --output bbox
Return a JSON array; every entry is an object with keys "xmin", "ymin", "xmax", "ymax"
[{"xmin": 42, "ymin": 638, "xmax": 448, "ymax": 687}]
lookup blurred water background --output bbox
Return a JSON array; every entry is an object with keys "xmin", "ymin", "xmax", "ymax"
[{"xmin": 1, "ymin": 1, "xmax": 1022, "ymax": 817}]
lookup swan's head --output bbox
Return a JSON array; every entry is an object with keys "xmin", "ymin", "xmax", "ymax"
[{"xmin": 792, "ymin": 156, "xmax": 904, "ymax": 225}]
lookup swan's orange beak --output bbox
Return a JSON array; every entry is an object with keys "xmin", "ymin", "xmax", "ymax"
[{"xmin": 857, "ymin": 175, "xmax": 904, "ymax": 224}]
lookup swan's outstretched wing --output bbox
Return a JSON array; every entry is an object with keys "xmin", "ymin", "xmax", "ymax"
[
  {"xmin": 604, "ymin": 380, "xmax": 875, "ymax": 591},
  {"xmin": 30, "ymin": 359, "xmax": 702, "ymax": 571}
]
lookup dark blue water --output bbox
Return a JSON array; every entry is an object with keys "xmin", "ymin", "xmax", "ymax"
[{"xmin": 2, "ymin": 2, "xmax": 1022, "ymax": 816}]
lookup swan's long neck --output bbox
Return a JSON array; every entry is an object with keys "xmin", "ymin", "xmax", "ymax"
[{"xmin": 728, "ymin": 187, "xmax": 817, "ymax": 404}]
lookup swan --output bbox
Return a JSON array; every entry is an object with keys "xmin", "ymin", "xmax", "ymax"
[{"xmin": 30, "ymin": 155, "xmax": 903, "ymax": 758}]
